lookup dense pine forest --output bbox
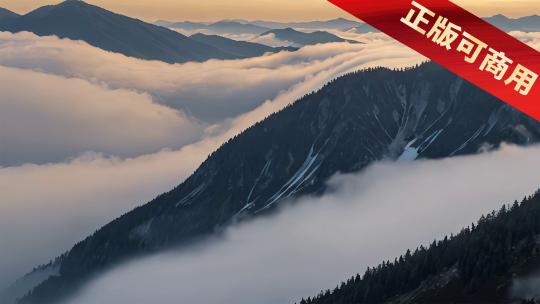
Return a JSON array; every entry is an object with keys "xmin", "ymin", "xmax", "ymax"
[{"xmin": 300, "ymin": 190, "xmax": 540, "ymax": 304}]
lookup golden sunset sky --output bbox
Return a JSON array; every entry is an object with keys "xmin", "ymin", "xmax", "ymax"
[{"xmin": 0, "ymin": 0, "xmax": 538, "ymax": 21}]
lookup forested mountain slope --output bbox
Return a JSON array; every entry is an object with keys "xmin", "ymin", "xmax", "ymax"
[
  {"xmin": 301, "ymin": 191, "xmax": 540, "ymax": 304},
  {"xmin": 16, "ymin": 63, "xmax": 540, "ymax": 304}
]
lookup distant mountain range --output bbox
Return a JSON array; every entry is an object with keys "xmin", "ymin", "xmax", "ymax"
[
  {"xmin": 156, "ymin": 17, "xmax": 364, "ymax": 34},
  {"xmin": 485, "ymin": 14, "xmax": 540, "ymax": 32},
  {"xmin": 189, "ymin": 33, "xmax": 296, "ymax": 57},
  {"xmin": 9, "ymin": 62, "xmax": 540, "ymax": 304},
  {"xmin": 252, "ymin": 18, "xmax": 363, "ymax": 31},
  {"xmin": 0, "ymin": 0, "xmax": 289, "ymax": 63},
  {"xmin": 156, "ymin": 15, "xmax": 540, "ymax": 37},
  {"xmin": 260, "ymin": 28, "xmax": 359, "ymax": 47},
  {"xmin": 156, "ymin": 20, "xmax": 271, "ymax": 35},
  {"xmin": 155, "ymin": 19, "xmax": 361, "ymax": 46}
]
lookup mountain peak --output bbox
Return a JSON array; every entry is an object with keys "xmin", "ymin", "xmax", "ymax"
[
  {"xmin": 261, "ymin": 27, "xmax": 298, "ymax": 36},
  {"xmin": 332, "ymin": 17, "xmax": 354, "ymax": 22},
  {"xmin": 488, "ymin": 14, "xmax": 540, "ymax": 21},
  {"xmin": 55, "ymin": 0, "xmax": 101, "ymax": 11},
  {"xmin": 22, "ymin": 0, "xmax": 101, "ymax": 19},
  {"xmin": 211, "ymin": 20, "xmax": 244, "ymax": 26},
  {"xmin": 520, "ymin": 14, "xmax": 540, "ymax": 20},
  {"xmin": 60, "ymin": 0, "xmax": 88, "ymax": 5},
  {"xmin": 488, "ymin": 14, "xmax": 510, "ymax": 20},
  {"xmin": 278, "ymin": 27, "xmax": 297, "ymax": 33},
  {"xmin": 484, "ymin": 14, "xmax": 540, "ymax": 32},
  {"xmin": 0, "ymin": 0, "xmax": 252, "ymax": 64}
]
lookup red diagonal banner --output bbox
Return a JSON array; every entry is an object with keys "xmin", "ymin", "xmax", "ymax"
[{"xmin": 328, "ymin": 0, "xmax": 540, "ymax": 121}]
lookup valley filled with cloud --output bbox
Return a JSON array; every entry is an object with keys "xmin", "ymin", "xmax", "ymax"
[
  {"xmin": 1, "ymin": 17, "xmax": 539, "ymax": 302},
  {"xmin": 0, "ymin": 31, "xmax": 422, "ymax": 167},
  {"xmin": 0, "ymin": 65, "xmax": 203, "ymax": 165},
  {"xmin": 0, "ymin": 31, "xmax": 410, "ymax": 123},
  {"xmin": 0, "ymin": 31, "xmax": 425, "ymax": 291},
  {"xmin": 68, "ymin": 144, "xmax": 540, "ymax": 304}
]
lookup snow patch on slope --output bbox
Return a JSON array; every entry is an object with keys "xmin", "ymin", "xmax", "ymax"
[{"xmin": 256, "ymin": 145, "xmax": 323, "ymax": 212}]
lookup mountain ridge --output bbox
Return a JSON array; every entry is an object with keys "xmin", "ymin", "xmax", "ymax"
[
  {"xmin": 11, "ymin": 62, "xmax": 540, "ymax": 304},
  {"xmin": 189, "ymin": 33, "xmax": 297, "ymax": 57},
  {"xmin": 260, "ymin": 28, "xmax": 358, "ymax": 47},
  {"xmin": 157, "ymin": 18, "xmax": 363, "ymax": 32},
  {"xmin": 155, "ymin": 15, "xmax": 540, "ymax": 36},
  {"xmin": 0, "ymin": 0, "xmax": 288, "ymax": 63},
  {"xmin": 485, "ymin": 14, "xmax": 540, "ymax": 32},
  {"xmin": 159, "ymin": 20, "xmax": 271, "ymax": 35}
]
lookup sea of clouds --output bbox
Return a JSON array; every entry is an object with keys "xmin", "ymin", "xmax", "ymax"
[
  {"xmin": 0, "ymin": 29, "xmax": 539, "ymax": 298},
  {"xmin": 0, "ymin": 31, "xmax": 422, "ymax": 166},
  {"xmin": 0, "ymin": 31, "xmax": 424, "ymax": 291}
]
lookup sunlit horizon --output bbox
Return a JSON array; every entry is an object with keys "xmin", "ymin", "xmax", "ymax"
[{"xmin": 0, "ymin": 0, "xmax": 538, "ymax": 22}]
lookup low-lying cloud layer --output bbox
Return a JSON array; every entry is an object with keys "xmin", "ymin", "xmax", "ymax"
[
  {"xmin": 3, "ymin": 30, "xmax": 538, "ymax": 297},
  {"xmin": 0, "ymin": 31, "xmax": 418, "ymax": 123},
  {"xmin": 510, "ymin": 31, "xmax": 540, "ymax": 49},
  {"xmin": 4, "ymin": 30, "xmax": 534, "ymax": 166},
  {"xmin": 0, "ymin": 149, "xmax": 204, "ymax": 290},
  {"xmin": 67, "ymin": 145, "xmax": 540, "ymax": 304},
  {"xmin": 0, "ymin": 65, "xmax": 202, "ymax": 165},
  {"xmin": 0, "ymin": 32, "xmax": 427, "ymax": 290},
  {"xmin": 0, "ymin": 31, "xmax": 423, "ymax": 166}
]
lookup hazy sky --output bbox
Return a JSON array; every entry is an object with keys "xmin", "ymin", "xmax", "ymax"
[{"xmin": 0, "ymin": 0, "xmax": 538, "ymax": 21}]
